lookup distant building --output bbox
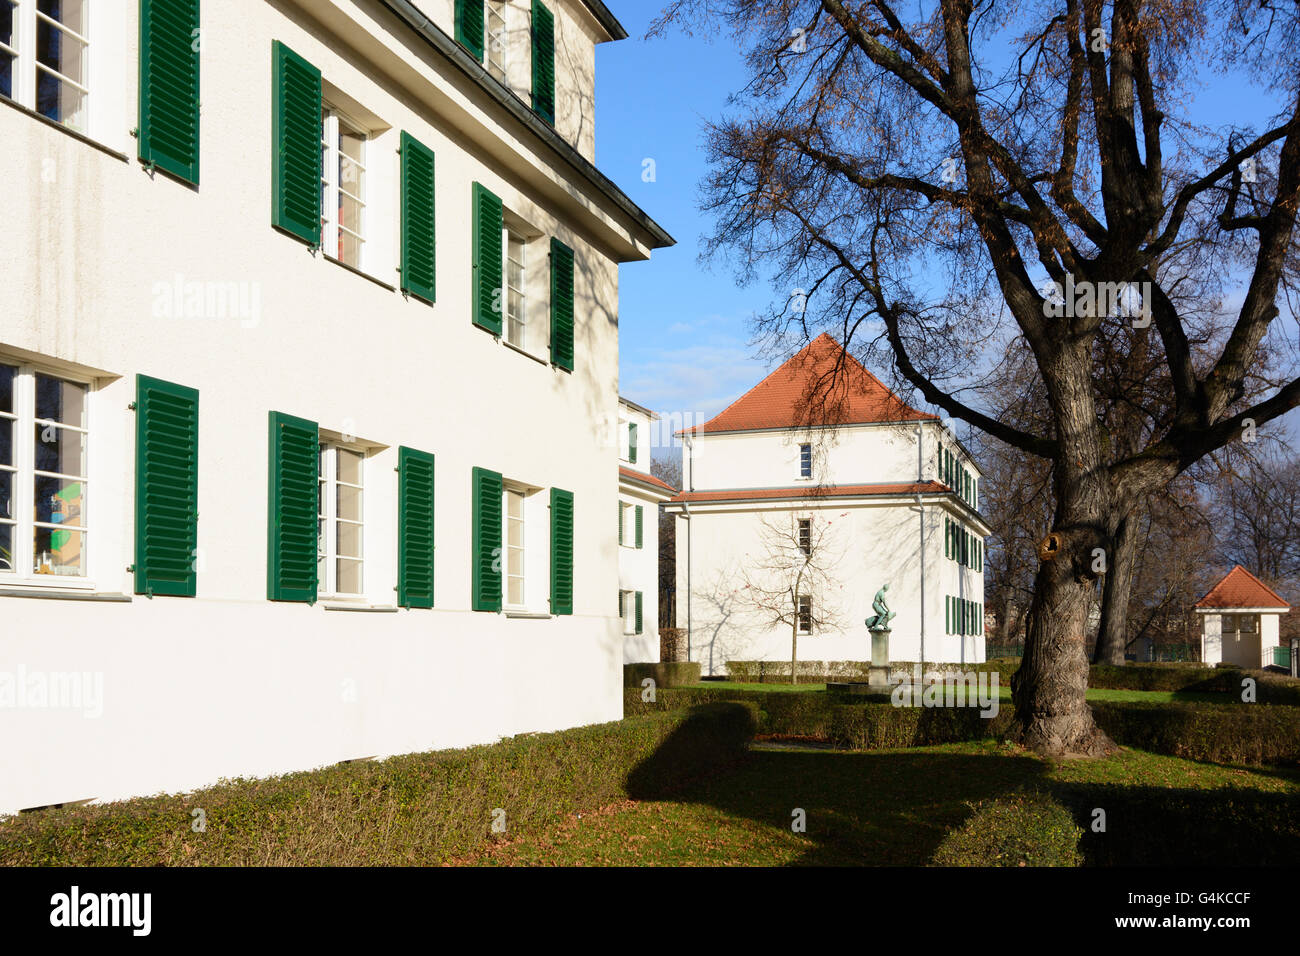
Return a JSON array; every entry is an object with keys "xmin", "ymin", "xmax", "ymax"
[
  {"xmin": 617, "ymin": 397, "xmax": 675, "ymax": 664},
  {"xmin": 1195, "ymin": 565, "xmax": 1291, "ymax": 668},
  {"xmin": 665, "ymin": 334, "xmax": 988, "ymax": 675}
]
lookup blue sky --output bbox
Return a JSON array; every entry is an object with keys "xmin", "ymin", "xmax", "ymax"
[{"xmin": 596, "ymin": 4, "xmax": 1299, "ymax": 460}]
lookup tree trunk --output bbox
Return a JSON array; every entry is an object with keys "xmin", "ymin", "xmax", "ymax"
[
  {"xmin": 1093, "ymin": 512, "xmax": 1138, "ymax": 665},
  {"xmin": 1012, "ymin": 511, "xmax": 1119, "ymax": 756}
]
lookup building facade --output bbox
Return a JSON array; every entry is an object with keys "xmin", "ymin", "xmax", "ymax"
[
  {"xmin": 666, "ymin": 335, "xmax": 988, "ymax": 676},
  {"xmin": 616, "ymin": 397, "xmax": 674, "ymax": 664},
  {"xmin": 0, "ymin": 0, "xmax": 670, "ymax": 815},
  {"xmin": 1195, "ymin": 565, "xmax": 1291, "ymax": 668}
]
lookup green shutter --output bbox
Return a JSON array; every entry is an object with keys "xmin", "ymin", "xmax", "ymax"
[
  {"xmin": 138, "ymin": 0, "xmax": 201, "ymax": 185},
  {"xmin": 945, "ymin": 596, "xmax": 951, "ymax": 635},
  {"xmin": 944, "ymin": 516, "xmax": 950, "ymax": 559},
  {"xmin": 134, "ymin": 375, "xmax": 199, "ymax": 597},
  {"xmin": 267, "ymin": 411, "xmax": 318, "ymax": 602},
  {"xmin": 399, "ymin": 131, "xmax": 436, "ymax": 303},
  {"xmin": 531, "ymin": 1, "xmax": 556, "ymax": 124},
  {"xmin": 271, "ymin": 40, "xmax": 321, "ymax": 246},
  {"xmin": 472, "ymin": 182, "xmax": 504, "ymax": 334},
  {"xmin": 635, "ymin": 505, "xmax": 643, "ymax": 549},
  {"xmin": 635, "ymin": 590, "xmax": 643, "ymax": 635},
  {"xmin": 455, "ymin": 0, "xmax": 485, "ymax": 60},
  {"xmin": 618, "ymin": 502, "xmax": 624, "ymax": 546},
  {"xmin": 628, "ymin": 422, "xmax": 638, "ymax": 464},
  {"xmin": 398, "ymin": 446, "xmax": 436, "ymax": 609},
  {"xmin": 550, "ymin": 487, "xmax": 574, "ymax": 615},
  {"xmin": 549, "ymin": 238, "xmax": 575, "ymax": 370},
  {"xmin": 472, "ymin": 466, "xmax": 503, "ymax": 611}
]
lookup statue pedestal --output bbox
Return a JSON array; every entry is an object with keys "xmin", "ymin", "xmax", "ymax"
[{"xmin": 869, "ymin": 628, "xmax": 891, "ymax": 688}]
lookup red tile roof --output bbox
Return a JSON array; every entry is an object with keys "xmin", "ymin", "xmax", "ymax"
[
  {"xmin": 619, "ymin": 466, "xmax": 677, "ymax": 494},
  {"xmin": 680, "ymin": 333, "xmax": 937, "ymax": 435},
  {"xmin": 1194, "ymin": 565, "xmax": 1290, "ymax": 609},
  {"xmin": 670, "ymin": 481, "xmax": 946, "ymax": 504}
]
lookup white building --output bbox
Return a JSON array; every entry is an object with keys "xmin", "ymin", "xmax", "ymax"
[
  {"xmin": 666, "ymin": 334, "xmax": 988, "ymax": 676},
  {"xmin": 0, "ymin": 0, "xmax": 670, "ymax": 815},
  {"xmin": 616, "ymin": 397, "xmax": 675, "ymax": 664},
  {"xmin": 1195, "ymin": 565, "xmax": 1291, "ymax": 668}
]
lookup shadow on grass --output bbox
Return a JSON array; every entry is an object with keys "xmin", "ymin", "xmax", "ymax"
[{"xmin": 626, "ymin": 713, "xmax": 1300, "ymax": 866}]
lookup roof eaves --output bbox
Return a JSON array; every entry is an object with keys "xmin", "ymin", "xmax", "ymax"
[{"xmin": 379, "ymin": 0, "xmax": 672, "ymax": 249}]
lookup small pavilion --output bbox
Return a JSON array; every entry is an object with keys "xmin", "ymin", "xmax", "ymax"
[{"xmin": 1194, "ymin": 565, "xmax": 1290, "ymax": 668}]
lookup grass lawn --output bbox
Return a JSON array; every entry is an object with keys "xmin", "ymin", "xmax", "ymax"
[
  {"xmin": 687, "ymin": 681, "xmax": 1225, "ymax": 704},
  {"xmin": 459, "ymin": 741, "xmax": 1300, "ymax": 866}
]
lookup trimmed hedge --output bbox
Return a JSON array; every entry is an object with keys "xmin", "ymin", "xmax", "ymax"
[
  {"xmin": 931, "ymin": 791, "xmax": 1084, "ymax": 867},
  {"xmin": 1092, "ymin": 701, "xmax": 1300, "ymax": 766},
  {"xmin": 0, "ymin": 704, "xmax": 756, "ymax": 866},
  {"xmin": 623, "ymin": 661, "xmax": 701, "ymax": 688}
]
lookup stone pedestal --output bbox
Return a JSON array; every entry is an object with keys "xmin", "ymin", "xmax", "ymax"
[{"xmin": 869, "ymin": 628, "xmax": 891, "ymax": 688}]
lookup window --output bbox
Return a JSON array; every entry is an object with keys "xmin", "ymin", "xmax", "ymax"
[
  {"xmin": 627, "ymin": 422, "xmax": 638, "ymax": 464},
  {"xmin": 485, "ymin": 0, "xmax": 507, "ymax": 83},
  {"xmin": 799, "ymin": 443, "xmax": 812, "ymax": 479},
  {"xmin": 0, "ymin": 362, "xmax": 89, "ymax": 579},
  {"xmin": 504, "ymin": 226, "xmax": 526, "ymax": 347},
  {"xmin": 797, "ymin": 595, "xmax": 812, "ymax": 634},
  {"xmin": 505, "ymin": 485, "xmax": 525, "ymax": 607},
  {"xmin": 618, "ymin": 501, "xmax": 632, "ymax": 547},
  {"xmin": 797, "ymin": 518, "xmax": 811, "ymax": 556},
  {"xmin": 317, "ymin": 444, "xmax": 364, "ymax": 596},
  {"xmin": 0, "ymin": 1, "xmax": 89, "ymax": 131},
  {"xmin": 619, "ymin": 589, "xmax": 635, "ymax": 635},
  {"xmin": 320, "ymin": 105, "xmax": 367, "ymax": 269}
]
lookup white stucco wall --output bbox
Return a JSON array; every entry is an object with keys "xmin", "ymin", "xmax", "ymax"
[
  {"xmin": 0, "ymin": 0, "xmax": 657, "ymax": 814},
  {"xmin": 674, "ymin": 499, "xmax": 985, "ymax": 676},
  {"xmin": 618, "ymin": 403, "xmax": 664, "ymax": 664}
]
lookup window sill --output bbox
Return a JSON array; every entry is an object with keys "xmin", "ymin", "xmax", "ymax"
[
  {"xmin": 501, "ymin": 339, "xmax": 551, "ymax": 367},
  {"xmin": 0, "ymin": 95, "xmax": 130, "ymax": 163},
  {"xmin": 323, "ymin": 254, "xmax": 398, "ymax": 292},
  {"xmin": 504, "ymin": 610, "xmax": 552, "ymax": 620},
  {"xmin": 322, "ymin": 602, "xmax": 399, "ymax": 613},
  {"xmin": 0, "ymin": 587, "xmax": 131, "ymax": 602}
]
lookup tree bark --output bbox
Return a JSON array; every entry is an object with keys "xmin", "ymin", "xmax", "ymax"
[{"xmin": 1093, "ymin": 512, "xmax": 1138, "ymax": 665}]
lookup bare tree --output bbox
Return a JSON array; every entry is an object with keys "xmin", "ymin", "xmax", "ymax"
[
  {"xmin": 737, "ymin": 511, "xmax": 845, "ymax": 683},
  {"xmin": 653, "ymin": 0, "xmax": 1300, "ymax": 755}
]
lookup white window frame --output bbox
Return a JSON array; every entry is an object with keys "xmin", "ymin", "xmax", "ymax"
[
  {"xmin": 619, "ymin": 589, "xmax": 636, "ymax": 635},
  {"xmin": 798, "ymin": 442, "xmax": 812, "ymax": 479},
  {"xmin": 797, "ymin": 594, "xmax": 813, "ymax": 635},
  {"xmin": 619, "ymin": 500, "xmax": 633, "ymax": 548},
  {"xmin": 797, "ymin": 517, "xmax": 811, "ymax": 556},
  {"xmin": 2, "ymin": 0, "xmax": 91, "ymax": 133},
  {"xmin": 317, "ymin": 442, "xmax": 365, "ymax": 598},
  {"xmin": 321, "ymin": 104, "xmax": 368, "ymax": 270},
  {"xmin": 485, "ymin": 0, "xmax": 507, "ymax": 84},
  {"xmin": 0, "ymin": 360, "xmax": 93, "ymax": 587},
  {"xmin": 503, "ymin": 225, "xmax": 527, "ymax": 349},
  {"xmin": 504, "ymin": 483, "xmax": 526, "ymax": 609}
]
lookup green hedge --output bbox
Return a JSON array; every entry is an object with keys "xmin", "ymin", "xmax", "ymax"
[
  {"xmin": 623, "ymin": 661, "xmax": 701, "ymax": 688},
  {"xmin": 0, "ymin": 703, "xmax": 756, "ymax": 866},
  {"xmin": 1092, "ymin": 701, "xmax": 1300, "ymax": 765},
  {"xmin": 931, "ymin": 791, "xmax": 1084, "ymax": 867}
]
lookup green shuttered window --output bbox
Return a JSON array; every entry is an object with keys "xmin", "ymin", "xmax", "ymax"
[
  {"xmin": 550, "ymin": 487, "xmax": 574, "ymax": 615},
  {"xmin": 398, "ymin": 447, "xmax": 436, "ymax": 608},
  {"xmin": 531, "ymin": 1, "xmax": 555, "ymax": 124},
  {"xmin": 268, "ymin": 411, "xmax": 318, "ymax": 602},
  {"xmin": 635, "ymin": 591, "xmax": 644, "ymax": 635},
  {"xmin": 549, "ymin": 238, "xmax": 575, "ymax": 370},
  {"xmin": 134, "ymin": 375, "xmax": 199, "ymax": 597},
  {"xmin": 400, "ymin": 131, "xmax": 437, "ymax": 303},
  {"xmin": 272, "ymin": 40, "xmax": 322, "ymax": 246},
  {"xmin": 139, "ymin": 0, "xmax": 201, "ymax": 185},
  {"xmin": 472, "ymin": 182, "xmax": 504, "ymax": 334},
  {"xmin": 628, "ymin": 422, "xmax": 638, "ymax": 464},
  {"xmin": 634, "ymin": 505, "xmax": 643, "ymax": 549},
  {"xmin": 455, "ymin": 0, "xmax": 485, "ymax": 60},
  {"xmin": 472, "ymin": 466, "xmax": 503, "ymax": 611}
]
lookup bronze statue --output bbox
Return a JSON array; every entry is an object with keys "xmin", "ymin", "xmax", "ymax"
[{"xmin": 865, "ymin": 583, "xmax": 896, "ymax": 632}]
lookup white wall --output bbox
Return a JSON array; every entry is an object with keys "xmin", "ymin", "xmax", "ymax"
[
  {"xmin": 0, "ymin": 0, "xmax": 650, "ymax": 814},
  {"xmin": 674, "ymin": 499, "xmax": 985, "ymax": 676}
]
